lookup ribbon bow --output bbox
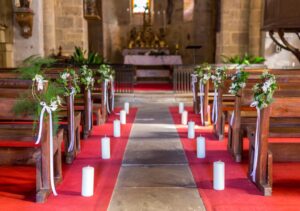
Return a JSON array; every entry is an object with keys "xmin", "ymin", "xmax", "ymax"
[
  {"xmin": 250, "ymin": 101, "xmax": 260, "ymax": 182},
  {"xmin": 67, "ymin": 87, "xmax": 76, "ymax": 153},
  {"xmin": 110, "ymin": 76, "xmax": 115, "ymax": 112},
  {"xmin": 211, "ymin": 89, "xmax": 218, "ymax": 124},
  {"xmin": 35, "ymin": 101, "xmax": 58, "ymax": 196},
  {"xmin": 199, "ymin": 80, "xmax": 204, "ymax": 124},
  {"xmin": 33, "ymin": 75, "xmax": 46, "ymax": 91},
  {"xmin": 191, "ymin": 74, "xmax": 198, "ymax": 102}
]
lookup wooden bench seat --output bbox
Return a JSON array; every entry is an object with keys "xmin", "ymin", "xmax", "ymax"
[
  {"xmin": 246, "ymin": 97, "xmax": 300, "ymax": 196},
  {"xmin": 0, "ymin": 78, "xmax": 63, "ymax": 202}
]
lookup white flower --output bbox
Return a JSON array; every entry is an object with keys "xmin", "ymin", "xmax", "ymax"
[
  {"xmin": 56, "ymin": 96, "xmax": 62, "ymax": 106},
  {"xmin": 240, "ymin": 82, "xmax": 246, "ymax": 88},
  {"xmin": 203, "ymin": 74, "xmax": 210, "ymax": 81},
  {"xmin": 61, "ymin": 72, "xmax": 70, "ymax": 80}
]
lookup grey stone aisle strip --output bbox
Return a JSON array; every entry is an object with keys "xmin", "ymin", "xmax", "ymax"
[{"xmin": 108, "ymin": 104, "xmax": 205, "ymax": 211}]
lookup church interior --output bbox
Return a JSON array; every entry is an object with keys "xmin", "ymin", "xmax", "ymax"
[{"xmin": 1, "ymin": 0, "xmax": 300, "ymax": 210}]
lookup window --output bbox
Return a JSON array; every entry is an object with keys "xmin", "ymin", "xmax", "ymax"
[{"xmin": 132, "ymin": 0, "xmax": 150, "ymax": 13}]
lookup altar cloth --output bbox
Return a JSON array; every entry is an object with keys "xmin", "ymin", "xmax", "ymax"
[{"xmin": 124, "ymin": 55, "xmax": 183, "ymax": 66}]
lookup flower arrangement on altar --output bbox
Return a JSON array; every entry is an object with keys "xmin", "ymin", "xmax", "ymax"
[
  {"xmin": 211, "ymin": 66, "xmax": 227, "ymax": 89},
  {"xmin": 57, "ymin": 69, "xmax": 80, "ymax": 96},
  {"xmin": 228, "ymin": 66, "xmax": 249, "ymax": 96},
  {"xmin": 251, "ymin": 71, "xmax": 277, "ymax": 109},
  {"xmin": 79, "ymin": 65, "xmax": 95, "ymax": 90},
  {"xmin": 194, "ymin": 63, "xmax": 212, "ymax": 84}
]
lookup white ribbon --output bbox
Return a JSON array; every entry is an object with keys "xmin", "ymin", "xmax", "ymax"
[
  {"xmin": 230, "ymin": 111, "xmax": 235, "ymax": 127},
  {"xmin": 212, "ymin": 89, "xmax": 218, "ymax": 124},
  {"xmin": 110, "ymin": 76, "xmax": 115, "ymax": 111},
  {"xmin": 199, "ymin": 80, "xmax": 204, "ymax": 124},
  {"xmin": 191, "ymin": 74, "xmax": 198, "ymax": 102},
  {"xmin": 250, "ymin": 102, "xmax": 260, "ymax": 182},
  {"xmin": 87, "ymin": 89, "xmax": 92, "ymax": 130},
  {"xmin": 67, "ymin": 87, "xmax": 76, "ymax": 153},
  {"xmin": 35, "ymin": 101, "xmax": 58, "ymax": 196},
  {"xmin": 104, "ymin": 79, "xmax": 110, "ymax": 114}
]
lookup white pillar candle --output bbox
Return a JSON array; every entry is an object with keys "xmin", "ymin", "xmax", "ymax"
[
  {"xmin": 179, "ymin": 102, "xmax": 184, "ymax": 114},
  {"xmin": 81, "ymin": 166, "xmax": 94, "ymax": 197},
  {"xmin": 188, "ymin": 121, "xmax": 195, "ymax": 139},
  {"xmin": 113, "ymin": 119, "xmax": 121, "ymax": 137},
  {"xmin": 181, "ymin": 110, "xmax": 188, "ymax": 125},
  {"xmin": 124, "ymin": 102, "xmax": 130, "ymax": 114},
  {"xmin": 197, "ymin": 136, "xmax": 206, "ymax": 158},
  {"xmin": 213, "ymin": 161, "xmax": 225, "ymax": 190},
  {"xmin": 120, "ymin": 110, "xmax": 126, "ymax": 124},
  {"xmin": 101, "ymin": 137, "xmax": 110, "ymax": 159}
]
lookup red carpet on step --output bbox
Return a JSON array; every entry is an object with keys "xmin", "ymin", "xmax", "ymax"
[
  {"xmin": 169, "ymin": 107, "xmax": 300, "ymax": 211},
  {"xmin": 0, "ymin": 108, "xmax": 137, "ymax": 211},
  {"xmin": 134, "ymin": 83, "xmax": 172, "ymax": 91}
]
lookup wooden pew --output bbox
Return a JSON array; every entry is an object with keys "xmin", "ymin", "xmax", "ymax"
[
  {"xmin": 0, "ymin": 70, "xmax": 81, "ymax": 163},
  {"xmin": 212, "ymin": 67, "xmax": 299, "ymax": 140},
  {"xmin": 247, "ymin": 96, "xmax": 300, "ymax": 196},
  {"xmin": 228, "ymin": 72, "xmax": 300, "ymax": 162},
  {"xmin": 0, "ymin": 79, "xmax": 63, "ymax": 202}
]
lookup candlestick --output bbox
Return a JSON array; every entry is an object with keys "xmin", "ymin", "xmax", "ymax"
[
  {"xmin": 101, "ymin": 137, "xmax": 110, "ymax": 159},
  {"xmin": 188, "ymin": 121, "xmax": 195, "ymax": 139},
  {"xmin": 113, "ymin": 119, "xmax": 121, "ymax": 137},
  {"xmin": 178, "ymin": 102, "xmax": 184, "ymax": 114},
  {"xmin": 81, "ymin": 166, "xmax": 94, "ymax": 197},
  {"xmin": 124, "ymin": 102, "xmax": 130, "ymax": 114},
  {"xmin": 181, "ymin": 110, "xmax": 188, "ymax": 125},
  {"xmin": 213, "ymin": 161, "xmax": 225, "ymax": 190},
  {"xmin": 197, "ymin": 136, "xmax": 206, "ymax": 158},
  {"xmin": 120, "ymin": 110, "xmax": 126, "ymax": 124}
]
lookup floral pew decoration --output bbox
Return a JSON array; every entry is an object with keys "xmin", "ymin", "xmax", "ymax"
[
  {"xmin": 193, "ymin": 63, "xmax": 212, "ymax": 125},
  {"xmin": 250, "ymin": 71, "xmax": 277, "ymax": 182},
  {"xmin": 228, "ymin": 65, "xmax": 250, "ymax": 126},
  {"xmin": 96, "ymin": 64, "xmax": 115, "ymax": 114},
  {"xmin": 57, "ymin": 69, "xmax": 81, "ymax": 155},
  {"xmin": 79, "ymin": 65, "xmax": 95, "ymax": 135},
  {"xmin": 211, "ymin": 66, "xmax": 227, "ymax": 125}
]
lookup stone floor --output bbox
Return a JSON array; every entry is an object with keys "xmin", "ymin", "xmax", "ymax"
[{"xmin": 108, "ymin": 101, "xmax": 205, "ymax": 211}]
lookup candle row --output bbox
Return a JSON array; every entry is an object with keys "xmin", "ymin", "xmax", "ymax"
[
  {"xmin": 82, "ymin": 102, "xmax": 131, "ymax": 197},
  {"xmin": 178, "ymin": 102, "xmax": 225, "ymax": 191}
]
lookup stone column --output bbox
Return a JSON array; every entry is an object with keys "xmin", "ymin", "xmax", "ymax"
[
  {"xmin": 248, "ymin": 0, "xmax": 263, "ymax": 56},
  {"xmin": 216, "ymin": 0, "xmax": 250, "ymax": 62},
  {"xmin": 43, "ymin": 0, "xmax": 56, "ymax": 56}
]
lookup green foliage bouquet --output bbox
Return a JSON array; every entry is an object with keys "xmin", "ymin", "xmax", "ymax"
[
  {"xmin": 57, "ymin": 69, "xmax": 80, "ymax": 96},
  {"xmin": 79, "ymin": 65, "xmax": 95, "ymax": 90},
  {"xmin": 251, "ymin": 71, "xmax": 277, "ymax": 109},
  {"xmin": 228, "ymin": 66, "xmax": 249, "ymax": 96},
  {"xmin": 194, "ymin": 63, "xmax": 212, "ymax": 84},
  {"xmin": 211, "ymin": 66, "xmax": 227, "ymax": 89}
]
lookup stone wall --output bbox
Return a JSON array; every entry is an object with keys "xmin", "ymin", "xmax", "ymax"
[
  {"xmin": 53, "ymin": 0, "xmax": 88, "ymax": 56},
  {"xmin": 13, "ymin": 0, "xmax": 44, "ymax": 65}
]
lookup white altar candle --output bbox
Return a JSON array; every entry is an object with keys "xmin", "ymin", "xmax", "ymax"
[
  {"xmin": 181, "ymin": 110, "xmax": 188, "ymax": 125},
  {"xmin": 124, "ymin": 102, "xmax": 130, "ymax": 114},
  {"xmin": 197, "ymin": 136, "xmax": 206, "ymax": 158},
  {"xmin": 188, "ymin": 121, "xmax": 195, "ymax": 139},
  {"xmin": 81, "ymin": 166, "xmax": 94, "ymax": 197},
  {"xmin": 113, "ymin": 119, "xmax": 121, "ymax": 137},
  {"xmin": 101, "ymin": 137, "xmax": 110, "ymax": 159},
  {"xmin": 179, "ymin": 102, "xmax": 184, "ymax": 114},
  {"xmin": 213, "ymin": 161, "xmax": 225, "ymax": 190},
  {"xmin": 120, "ymin": 110, "xmax": 126, "ymax": 124}
]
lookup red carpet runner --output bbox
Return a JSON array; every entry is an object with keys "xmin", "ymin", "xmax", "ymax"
[
  {"xmin": 0, "ymin": 108, "xmax": 137, "ymax": 211},
  {"xmin": 169, "ymin": 107, "xmax": 300, "ymax": 211}
]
